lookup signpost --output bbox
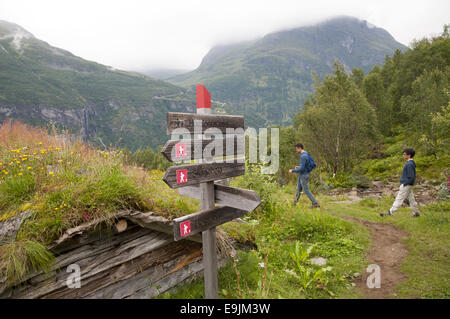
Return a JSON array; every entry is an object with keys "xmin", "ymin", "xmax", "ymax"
[
  {"xmin": 166, "ymin": 112, "xmax": 244, "ymax": 135},
  {"xmin": 161, "ymin": 84, "xmax": 261, "ymax": 299},
  {"xmin": 161, "ymin": 136, "xmax": 244, "ymax": 162},
  {"xmin": 178, "ymin": 183, "xmax": 262, "ymax": 212},
  {"xmin": 173, "ymin": 206, "xmax": 248, "ymax": 241},
  {"xmin": 162, "ymin": 162, "xmax": 245, "ymax": 188}
]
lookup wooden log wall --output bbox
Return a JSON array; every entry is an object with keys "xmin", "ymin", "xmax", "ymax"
[{"xmin": 0, "ymin": 217, "xmax": 229, "ymax": 299}]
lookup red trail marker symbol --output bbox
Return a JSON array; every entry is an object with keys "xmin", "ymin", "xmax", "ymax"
[
  {"xmin": 180, "ymin": 220, "xmax": 191, "ymax": 237},
  {"xmin": 175, "ymin": 143, "xmax": 187, "ymax": 158},
  {"xmin": 176, "ymin": 169, "xmax": 188, "ymax": 184}
]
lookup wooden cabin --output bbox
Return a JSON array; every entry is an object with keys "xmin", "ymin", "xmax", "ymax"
[{"xmin": 0, "ymin": 210, "xmax": 233, "ymax": 299}]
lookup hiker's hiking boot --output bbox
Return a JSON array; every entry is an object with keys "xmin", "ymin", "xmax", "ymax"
[
  {"xmin": 311, "ymin": 203, "xmax": 320, "ymax": 209},
  {"xmin": 380, "ymin": 209, "xmax": 393, "ymax": 217},
  {"xmin": 412, "ymin": 212, "xmax": 420, "ymax": 217}
]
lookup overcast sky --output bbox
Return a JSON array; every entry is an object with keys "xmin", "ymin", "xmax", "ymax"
[{"xmin": 1, "ymin": 0, "xmax": 448, "ymax": 72}]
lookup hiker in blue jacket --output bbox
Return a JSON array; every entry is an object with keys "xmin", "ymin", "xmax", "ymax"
[
  {"xmin": 289, "ymin": 143, "xmax": 320, "ymax": 208},
  {"xmin": 380, "ymin": 148, "xmax": 420, "ymax": 217}
]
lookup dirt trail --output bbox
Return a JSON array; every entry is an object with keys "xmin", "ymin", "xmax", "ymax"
[{"xmin": 341, "ymin": 216, "xmax": 409, "ymax": 298}]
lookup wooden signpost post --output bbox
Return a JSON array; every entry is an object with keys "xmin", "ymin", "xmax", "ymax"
[{"xmin": 161, "ymin": 84, "xmax": 261, "ymax": 299}]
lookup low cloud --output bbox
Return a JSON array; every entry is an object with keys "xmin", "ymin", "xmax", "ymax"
[{"xmin": 1, "ymin": 0, "xmax": 448, "ymax": 71}]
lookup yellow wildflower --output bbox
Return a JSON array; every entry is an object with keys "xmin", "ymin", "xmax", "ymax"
[
  {"xmin": 55, "ymin": 208, "xmax": 58, "ymax": 211},
  {"xmin": 38, "ymin": 142, "xmax": 43, "ymax": 145},
  {"xmin": 49, "ymin": 171, "xmax": 54, "ymax": 176},
  {"xmin": 18, "ymin": 173, "xmax": 23, "ymax": 176},
  {"xmin": 27, "ymin": 167, "xmax": 32, "ymax": 170}
]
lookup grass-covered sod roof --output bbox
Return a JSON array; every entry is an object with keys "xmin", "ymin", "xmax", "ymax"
[{"xmin": 0, "ymin": 120, "xmax": 200, "ymax": 284}]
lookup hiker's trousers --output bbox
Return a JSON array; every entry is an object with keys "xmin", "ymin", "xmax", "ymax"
[
  {"xmin": 296, "ymin": 173, "xmax": 318, "ymax": 205},
  {"xmin": 390, "ymin": 184, "xmax": 420, "ymax": 214}
]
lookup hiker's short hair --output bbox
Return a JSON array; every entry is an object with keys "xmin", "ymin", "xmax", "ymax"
[
  {"xmin": 295, "ymin": 143, "xmax": 304, "ymax": 149},
  {"xmin": 403, "ymin": 148, "xmax": 416, "ymax": 158}
]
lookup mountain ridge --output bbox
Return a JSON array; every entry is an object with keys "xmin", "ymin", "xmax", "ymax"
[
  {"xmin": 169, "ymin": 16, "xmax": 407, "ymax": 128},
  {"xmin": 0, "ymin": 20, "xmax": 195, "ymax": 150}
]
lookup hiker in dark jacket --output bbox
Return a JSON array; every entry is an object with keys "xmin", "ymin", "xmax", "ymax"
[
  {"xmin": 289, "ymin": 143, "xmax": 320, "ymax": 208},
  {"xmin": 381, "ymin": 148, "xmax": 420, "ymax": 217}
]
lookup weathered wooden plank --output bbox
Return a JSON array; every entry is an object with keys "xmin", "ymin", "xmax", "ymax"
[
  {"xmin": 124, "ymin": 210, "xmax": 202, "ymax": 243},
  {"xmin": 88, "ymin": 248, "xmax": 204, "ymax": 299},
  {"xmin": 0, "ymin": 225, "xmax": 153, "ymax": 297},
  {"xmin": 1, "ymin": 228, "xmax": 174, "ymax": 299},
  {"xmin": 173, "ymin": 206, "xmax": 248, "ymax": 241},
  {"xmin": 0, "ymin": 211, "xmax": 205, "ymax": 297},
  {"xmin": 162, "ymin": 161, "xmax": 245, "ymax": 189},
  {"xmin": 128, "ymin": 254, "xmax": 229, "ymax": 299},
  {"xmin": 166, "ymin": 112, "xmax": 244, "ymax": 135},
  {"xmin": 178, "ymin": 183, "xmax": 262, "ymax": 212},
  {"xmin": 161, "ymin": 136, "xmax": 244, "ymax": 162},
  {"xmin": 42, "ymin": 240, "xmax": 202, "ymax": 299}
]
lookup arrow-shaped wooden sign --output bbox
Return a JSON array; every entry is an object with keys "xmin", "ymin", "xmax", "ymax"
[
  {"xmin": 178, "ymin": 183, "xmax": 261, "ymax": 212},
  {"xmin": 173, "ymin": 206, "xmax": 248, "ymax": 241},
  {"xmin": 162, "ymin": 161, "xmax": 245, "ymax": 188},
  {"xmin": 161, "ymin": 136, "xmax": 245, "ymax": 162},
  {"xmin": 166, "ymin": 112, "xmax": 244, "ymax": 135}
]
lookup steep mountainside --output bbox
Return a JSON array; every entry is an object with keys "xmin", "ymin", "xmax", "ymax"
[
  {"xmin": 169, "ymin": 17, "xmax": 407, "ymax": 128},
  {"xmin": 0, "ymin": 20, "xmax": 195, "ymax": 150}
]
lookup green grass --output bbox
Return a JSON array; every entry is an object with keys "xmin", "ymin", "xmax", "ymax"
[
  {"xmin": 0, "ymin": 122, "xmax": 200, "ymax": 283},
  {"xmin": 1, "ymin": 122, "xmax": 448, "ymax": 298},
  {"xmin": 356, "ymin": 130, "xmax": 450, "ymax": 182},
  {"xmin": 158, "ymin": 174, "xmax": 449, "ymax": 299},
  {"xmin": 0, "ymin": 240, "xmax": 54, "ymax": 285},
  {"xmin": 327, "ymin": 197, "xmax": 450, "ymax": 298},
  {"xmin": 157, "ymin": 180, "xmax": 371, "ymax": 299}
]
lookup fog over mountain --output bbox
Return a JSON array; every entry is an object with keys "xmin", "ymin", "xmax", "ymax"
[{"xmin": 1, "ymin": 0, "xmax": 448, "ymax": 71}]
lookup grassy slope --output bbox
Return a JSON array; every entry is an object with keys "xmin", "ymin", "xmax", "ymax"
[
  {"xmin": 1, "ymin": 122, "xmax": 448, "ymax": 298},
  {"xmin": 160, "ymin": 180, "xmax": 449, "ymax": 299},
  {"xmin": 0, "ymin": 121, "xmax": 200, "ymax": 284},
  {"xmin": 0, "ymin": 21, "xmax": 195, "ymax": 151},
  {"xmin": 356, "ymin": 127, "xmax": 450, "ymax": 183}
]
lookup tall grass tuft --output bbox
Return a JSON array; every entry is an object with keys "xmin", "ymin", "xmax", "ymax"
[{"xmin": 0, "ymin": 240, "xmax": 54, "ymax": 285}]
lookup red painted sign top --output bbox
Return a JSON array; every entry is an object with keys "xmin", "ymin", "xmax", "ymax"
[
  {"xmin": 180, "ymin": 220, "xmax": 191, "ymax": 237},
  {"xmin": 196, "ymin": 84, "xmax": 211, "ymax": 109}
]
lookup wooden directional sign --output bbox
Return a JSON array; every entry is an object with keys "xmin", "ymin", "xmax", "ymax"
[
  {"xmin": 173, "ymin": 206, "xmax": 248, "ymax": 241},
  {"xmin": 161, "ymin": 136, "xmax": 244, "ymax": 162},
  {"xmin": 166, "ymin": 112, "xmax": 244, "ymax": 135},
  {"xmin": 162, "ymin": 161, "xmax": 245, "ymax": 188},
  {"xmin": 161, "ymin": 84, "xmax": 255, "ymax": 299},
  {"xmin": 178, "ymin": 183, "xmax": 261, "ymax": 212}
]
